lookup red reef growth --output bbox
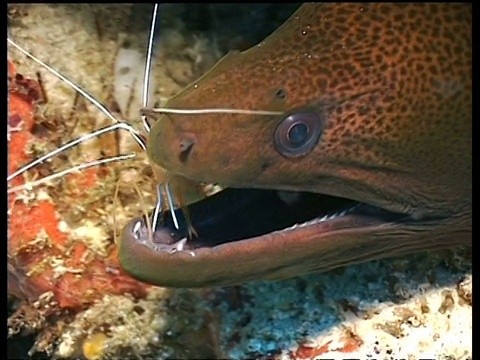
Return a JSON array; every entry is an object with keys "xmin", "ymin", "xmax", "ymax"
[{"xmin": 8, "ymin": 59, "xmax": 149, "ymax": 312}]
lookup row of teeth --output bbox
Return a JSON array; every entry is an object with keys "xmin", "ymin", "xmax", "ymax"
[
  {"xmin": 283, "ymin": 204, "xmax": 361, "ymax": 231},
  {"xmin": 152, "ymin": 238, "xmax": 196, "ymax": 257},
  {"xmin": 133, "ymin": 211, "xmax": 351, "ymax": 240},
  {"xmin": 132, "ymin": 202, "xmax": 362, "ymax": 251}
]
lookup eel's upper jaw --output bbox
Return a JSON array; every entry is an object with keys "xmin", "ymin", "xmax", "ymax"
[{"xmin": 119, "ymin": 187, "xmax": 452, "ymax": 287}]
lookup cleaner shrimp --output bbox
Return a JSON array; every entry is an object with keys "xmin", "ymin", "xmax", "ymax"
[
  {"xmin": 7, "ymin": 4, "xmax": 297, "ymax": 358},
  {"xmin": 7, "ymin": 4, "xmax": 222, "ymax": 357}
]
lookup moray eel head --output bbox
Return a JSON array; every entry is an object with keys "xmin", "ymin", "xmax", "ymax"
[{"xmin": 119, "ymin": 3, "xmax": 471, "ymax": 287}]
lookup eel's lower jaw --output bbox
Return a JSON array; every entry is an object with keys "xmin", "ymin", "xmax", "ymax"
[{"xmin": 124, "ymin": 188, "xmax": 412, "ymax": 254}]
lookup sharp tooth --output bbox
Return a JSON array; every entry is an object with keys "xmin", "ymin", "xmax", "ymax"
[
  {"xmin": 173, "ymin": 238, "xmax": 188, "ymax": 252},
  {"xmin": 133, "ymin": 221, "xmax": 141, "ymax": 238}
]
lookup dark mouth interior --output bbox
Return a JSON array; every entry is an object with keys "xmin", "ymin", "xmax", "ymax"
[{"xmin": 132, "ymin": 188, "xmax": 409, "ymax": 252}]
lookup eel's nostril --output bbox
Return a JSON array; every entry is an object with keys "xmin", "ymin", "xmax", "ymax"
[{"xmin": 179, "ymin": 137, "xmax": 195, "ymax": 163}]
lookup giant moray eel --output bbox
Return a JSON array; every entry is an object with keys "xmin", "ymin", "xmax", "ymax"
[{"xmin": 119, "ymin": 3, "xmax": 472, "ymax": 287}]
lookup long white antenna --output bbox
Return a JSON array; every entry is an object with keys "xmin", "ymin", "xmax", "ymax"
[
  {"xmin": 151, "ymin": 183, "xmax": 163, "ymax": 232},
  {"xmin": 7, "ymin": 123, "xmax": 142, "ymax": 182},
  {"xmin": 8, "ymin": 153, "xmax": 136, "ymax": 193},
  {"xmin": 141, "ymin": 107, "xmax": 283, "ymax": 116},
  {"xmin": 141, "ymin": 3, "xmax": 159, "ymax": 133},
  {"xmin": 7, "ymin": 38, "xmax": 147, "ymax": 151},
  {"xmin": 165, "ymin": 182, "xmax": 179, "ymax": 230}
]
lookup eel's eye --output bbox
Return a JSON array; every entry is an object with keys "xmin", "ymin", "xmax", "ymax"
[{"xmin": 274, "ymin": 111, "xmax": 323, "ymax": 157}]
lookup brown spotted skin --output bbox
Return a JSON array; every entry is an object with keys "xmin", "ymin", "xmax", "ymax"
[
  {"xmin": 148, "ymin": 3, "xmax": 471, "ymax": 216},
  {"xmin": 120, "ymin": 3, "xmax": 471, "ymax": 287}
]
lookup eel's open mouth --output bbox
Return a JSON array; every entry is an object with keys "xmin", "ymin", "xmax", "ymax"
[{"xmin": 128, "ymin": 188, "xmax": 411, "ymax": 253}]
